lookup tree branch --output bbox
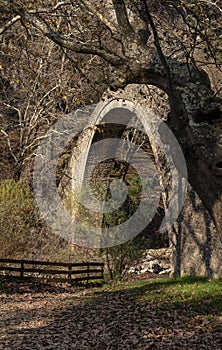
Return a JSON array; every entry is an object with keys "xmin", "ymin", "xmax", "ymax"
[
  {"xmin": 0, "ymin": 15, "xmax": 21, "ymax": 35},
  {"xmin": 53, "ymin": 1, "xmax": 71, "ymax": 11},
  {"xmin": 1, "ymin": 129, "xmax": 18, "ymax": 162},
  {"xmin": 129, "ymin": 0, "xmax": 150, "ymax": 43},
  {"xmin": 199, "ymin": 0, "xmax": 222, "ymax": 14},
  {"xmin": 7, "ymin": 2, "xmax": 124, "ymax": 66},
  {"xmin": 141, "ymin": 0, "xmax": 180, "ymax": 116},
  {"xmin": 76, "ymin": 0, "xmax": 120, "ymax": 39},
  {"xmin": 112, "ymin": 0, "xmax": 135, "ymax": 36}
]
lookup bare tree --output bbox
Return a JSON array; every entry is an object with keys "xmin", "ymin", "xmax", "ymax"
[
  {"xmin": 0, "ymin": 2, "xmax": 108, "ymax": 179},
  {"xmin": 0, "ymin": 1, "xmax": 222, "ymax": 238}
]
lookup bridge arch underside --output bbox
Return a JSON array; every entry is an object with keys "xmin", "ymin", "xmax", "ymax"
[{"xmin": 70, "ymin": 101, "xmax": 169, "ymax": 249}]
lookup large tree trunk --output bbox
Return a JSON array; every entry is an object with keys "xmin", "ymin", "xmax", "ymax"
[
  {"xmin": 112, "ymin": 54, "xmax": 222, "ymax": 240},
  {"xmin": 167, "ymin": 63, "xmax": 222, "ymax": 238},
  {"xmin": 171, "ymin": 184, "xmax": 222, "ymax": 278}
]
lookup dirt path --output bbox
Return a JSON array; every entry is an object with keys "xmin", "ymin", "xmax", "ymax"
[{"xmin": 0, "ymin": 279, "xmax": 221, "ymax": 350}]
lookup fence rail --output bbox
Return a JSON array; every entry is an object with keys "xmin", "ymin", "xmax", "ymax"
[{"xmin": 0, "ymin": 258, "xmax": 104, "ymax": 284}]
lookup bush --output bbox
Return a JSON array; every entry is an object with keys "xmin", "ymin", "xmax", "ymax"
[
  {"xmin": 64, "ymin": 171, "xmax": 152, "ymax": 279},
  {"xmin": 0, "ymin": 179, "xmax": 41, "ymax": 257},
  {"xmin": 101, "ymin": 173, "xmax": 151, "ymax": 280},
  {"xmin": 103, "ymin": 238, "xmax": 147, "ymax": 281}
]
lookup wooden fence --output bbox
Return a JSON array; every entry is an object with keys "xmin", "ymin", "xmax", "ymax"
[{"xmin": 0, "ymin": 258, "xmax": 104, "ymax": 284}]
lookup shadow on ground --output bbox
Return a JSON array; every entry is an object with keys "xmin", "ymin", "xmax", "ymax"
[{"xmin": 1, "ymin": 277, "xmax": 222, "ymax": 349}]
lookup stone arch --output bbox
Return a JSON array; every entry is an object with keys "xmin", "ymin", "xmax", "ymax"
[
  {"xmin": 61, "ymin": 98, "xmax": 180, "ymax": 248},
  {"xmin": 72, "ymin": 99, "xmax": 150, "ymax": 190},
  {"xmin": 68, "ymin": 100, "xmax": 156, "ymax": 238}
]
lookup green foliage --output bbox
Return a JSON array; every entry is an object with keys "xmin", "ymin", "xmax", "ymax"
[
  {"xmin": 0, "ymin": 179, "xmax": 34, "ymax": 211},
  {"xmin": 101, "ymin": 173, "xmax": 151, "ymax": 280},
  {"xmin": 63, "ymin": 186, "xmax": 102, "ymax": 229},
  {"xmin": 103, "ymin": 237, "xmax": 147, "ymax": 281},
  {"xmin": 116, "ymin": 276, "xmax": 222, "ymax": 316},
  {"xmin": 102, "ymin": 174, "xmax": 147, "ymax": 228},
  {"xmin": 0, "ymin": 179, "xmax": 40, "ymax": 257},
  {"xmin": 64, "ymin": 171, "xmax": 151, "ymax": 280},
  {"xmin": 95, "ymin": 276, "xmax": 222, "ymax": 325},
  {"xmin": 0, "ymin": 180, "xmax": 99, "ymax": 261}
]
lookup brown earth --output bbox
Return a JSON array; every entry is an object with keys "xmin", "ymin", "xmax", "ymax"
[{"xmin": 0, "ymin": 277, "xmax": 221, "ymax": 350}]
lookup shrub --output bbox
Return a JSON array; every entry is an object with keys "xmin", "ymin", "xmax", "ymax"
[
  {"xmin": 0, "ymin": 179, "xmax": 41, "ymax": 257},
  {"xmin": 101, "ymin": 173, "xmax": 151, "ymax": 280}
]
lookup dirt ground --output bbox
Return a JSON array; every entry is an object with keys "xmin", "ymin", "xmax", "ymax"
[{"xmin": 0, "ymin": 277, "xmax": 221, "ymax": 350}]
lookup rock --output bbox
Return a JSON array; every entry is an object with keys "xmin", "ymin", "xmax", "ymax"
[
  {"xmin": 159, "ymin": 268, "xmax": 172, "ymax": 275},
  {"xmin": 151, "ymin": 263, "xmax": 164, "ymax": 274},
  {"xmin": 127, "ymin": 248, "xmax": 172, "ymax": 275}
]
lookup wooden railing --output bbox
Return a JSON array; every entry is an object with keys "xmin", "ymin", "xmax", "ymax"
[{"xmin": 0, "ymin": 258, "xmax": 104, "ymax": 284}]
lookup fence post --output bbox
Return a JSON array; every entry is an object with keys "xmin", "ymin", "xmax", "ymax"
[
  {"xmin": 68, "ymin": 264, "xmax": 72, "ymax": 282},
  {"xmin": 21, "ymin": 260, "xmax": 24, "ymax": 278},
  {"xmin": 101, "ymin": 263, "xmax": 104, "ymax": 281},
  {"xmin": 87, "ymin": 262, "xmax": 89, "ymax": 284}
]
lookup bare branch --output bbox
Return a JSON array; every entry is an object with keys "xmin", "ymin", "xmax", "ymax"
[
  {"xmin": 112, "ymin": 0, "xmax": 135, "ymax": 36},
  {"xmin": 0, "ymin": 15, "xmax": 21, "ymax": 35},
  {"xmin": 3, "ymin": 103, "xmax": 22, "ymax": 127},
  {"xmin": 53, "ymin": 1, "xmax": 71, "ymax": 11},
  {"xmin": 141, "ymin": 0, "xmax": 180, "ymax": 115},
  {"xmin": 28, "ymin": 1, "xmax": 72, "ymax": 13},
  {"xmin": 76, "ymin": 0, "xmax": 119, "ymax": 38},
  {"xmin": 1, "ymin": 129, "xmax": 18, "ymax": 162},
  {"xmin": 199, "ymin": 0, "xmax": 222, "ymax": 14},
  {"xmin": 7, "ymin": 2, "xmax": 124, "ymax": 66}
]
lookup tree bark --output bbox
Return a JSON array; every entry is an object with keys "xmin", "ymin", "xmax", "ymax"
[{"xmin": 119, "ymin": 55, "xmax": 222, "ymax": 239}]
